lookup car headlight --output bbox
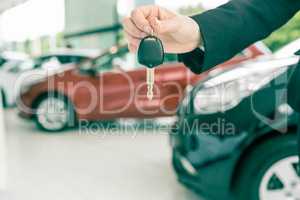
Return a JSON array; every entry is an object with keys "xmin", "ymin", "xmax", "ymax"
[
  {"xmin": 193, "ymin": 56, "xmax": 298, "ymax": 114},
  {"xmin": 193, "ymin": 80, "xmax": 243, "ymax": 114}
]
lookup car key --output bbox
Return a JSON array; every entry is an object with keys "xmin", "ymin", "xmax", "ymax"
[{"xmin": 137, "ymin": 35, "xmax": 164, "ymax": 100}]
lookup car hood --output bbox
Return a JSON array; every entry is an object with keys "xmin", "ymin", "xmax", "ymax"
[{"xmin": 204, "ymin": 56, "xmax": 299, "ymax": 87}]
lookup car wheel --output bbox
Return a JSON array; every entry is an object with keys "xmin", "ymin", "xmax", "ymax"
[
  {"xmin": 35, "ymin": 94, "xmax": 76, "ymax": 132},
  {"xmin": 233, "ymin": 134, "xmax": 300, "ymax": 200}
]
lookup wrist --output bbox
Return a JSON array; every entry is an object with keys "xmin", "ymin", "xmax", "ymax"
[
  {"xmin": 188, "ymin": 16, "xmax": 202, "ymax": 49},
  {"xmin": 182, "ymin": 16, "xmax": 203, "ymax": 51}
]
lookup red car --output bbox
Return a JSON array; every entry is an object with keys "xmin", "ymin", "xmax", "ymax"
[{"xmin": 18, "ymin": 43, "xmax": 269, "ymax": 131}]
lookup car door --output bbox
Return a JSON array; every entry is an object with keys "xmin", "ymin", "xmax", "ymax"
[
  {"xmin": 72, "ymin": 52, "xmax": 137, "ymax": 120},
  {"xmin": 99, "ymin": 70, "xmax": 139, "ymax": 119},
  {"xmin": 94, "ymin": 50, "xmax": 152, "ymax": 119}
]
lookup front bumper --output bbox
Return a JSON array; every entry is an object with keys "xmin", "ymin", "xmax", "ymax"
[
  {"xmin": 18, "ymin": 110, "xmax": 33, "ymax": 119},
  {"xmin": 172, "ymin": 149, "xmax": 236, "ymax": 200},
  {"xmin": 170, "ymin": 117, "xmax": 246, "ymax": 200}
]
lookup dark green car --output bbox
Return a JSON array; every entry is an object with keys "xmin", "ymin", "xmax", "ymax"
[{"xmin": 170, "ymin": 53, "xmax": 300, "ymax": 200}]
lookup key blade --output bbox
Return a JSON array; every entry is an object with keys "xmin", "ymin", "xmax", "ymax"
[
  {"xmin": 146, "ymin": 68, "xmax": 155, "ymax": 101},
  {"xmin": 147, "ymin": 92, "xmax": 154, "ymax": 100},
  {"xmin": 146, "ymin": 68, "xmax": 155, "ymax": 84},
  {"xmin": 147, "ymin": 85, "xmax": 154, "ymax": 100}
]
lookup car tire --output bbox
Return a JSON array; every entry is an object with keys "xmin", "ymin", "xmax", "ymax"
[
  {"xmin": 233, "ymin": 134, "xmax": 299, "ymax": 200},
  {"xmin": 35, "ymin": 93, "xmax": 76, "ymax": 132}
]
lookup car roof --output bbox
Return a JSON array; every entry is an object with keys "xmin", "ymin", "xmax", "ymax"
[{"xmin": 0, "ymin": 51, "xmax": 29, "ymax": 61}]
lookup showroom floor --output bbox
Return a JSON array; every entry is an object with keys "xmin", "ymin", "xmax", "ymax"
[{"xmin": 1, "ymin": 109, "xmax": 203, "ymax": 200}]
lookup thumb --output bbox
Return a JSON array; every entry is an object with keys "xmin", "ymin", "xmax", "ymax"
[{"xmin": 151, "ymin": 17, "xmax": 180, "ymax": 34}]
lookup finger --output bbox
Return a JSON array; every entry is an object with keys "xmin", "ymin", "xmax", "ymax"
[
  {"xmin": 124, "ymin": 31, "xmax": 141, "ymax": 47},
  {"xmin": 128, "ymin": 43, "xmax": 138, "ymax": 53},
  {"xmin": 131, "ymin": 6, "xmax": 156, "ymax": 33},
  {"xmin": 151, "ymin": 17, "xmax": 179, "ymax": 34},
  {"xmin": 122, "ymin": 17, "xmax": 147, "ymax": 39},
  {"xmin": 147, "ymin": 5, "xmax": 159, "ymax": 20}
]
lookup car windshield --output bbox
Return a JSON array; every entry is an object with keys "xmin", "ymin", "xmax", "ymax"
[
  {"xmin": 80, "ymin": 45, "xmax": 179, "ymax": 74},
  {"xmin": 93, "ymin": 53, "xmax": 115, "ymax": 73},
  {"xmin": 79, "ymin": 46, "xmax": 130, "ymax": 73},
  {"xmin": 35, "ymin": 55, "xmax": 88, "ymax": 69}
]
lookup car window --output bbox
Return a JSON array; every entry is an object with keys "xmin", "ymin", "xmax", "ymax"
[
  {"xmin": 40, "ymin": 57, "xmax": 61, "ymax": 70},
  {"xmin": 38, "ymin": 56, "xmax": 51, "ymax": 63},
  {"xmin": 91, "ymin": 47, "xmax": 129, "ymax": 73},
  {"xmin": 79, "ymin": 46, "xmax": 186, "ymax": 74},
  {"xmin": 112, "ymin": 52, "xmax": 137, "ymax": 71},
  {"xmin": 94, "ymin": 54, "xmax": 114, "ymax": 73},
  {"xmin": 95, "ymin": 49, "xmax": 179, "ymax": 72},
  {"xmin": 113, "ymin": 52, "xmax": 177, "ymax": 71},
  {"xmin": 56, "ymin": 55, "xmax": 86, "ymax": 64},
  {"xmin": 34, "ymin": 56, "xmax": 51, "ymax": 68},
  {"xmin": 37, "ymin": 55, "xmax": 85, "ymax": 66}
]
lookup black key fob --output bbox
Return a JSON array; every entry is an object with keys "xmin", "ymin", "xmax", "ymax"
[{"xmin": 137, "ymin": 36, "xmax": 164, "ymax": 68}]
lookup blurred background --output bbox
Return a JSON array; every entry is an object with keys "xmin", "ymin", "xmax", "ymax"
[
  {"xmin": 0, "ymin": 0, "xmax": 299, "ymax": 54},
  {"xmin": 0, "ymin": 0, "xmax": 299, "ymax": 200}
]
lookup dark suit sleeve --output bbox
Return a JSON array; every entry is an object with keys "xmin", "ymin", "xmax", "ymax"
[{"xmin": 178, "ymin": 0, "xmax": 300, "ymax": 74}]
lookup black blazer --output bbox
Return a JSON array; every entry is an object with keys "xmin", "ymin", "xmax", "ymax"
[{"xmin": 178, "ymin": 0, "xmax": 300, "ymax": 74}]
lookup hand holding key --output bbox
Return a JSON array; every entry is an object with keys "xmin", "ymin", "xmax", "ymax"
[
  {"xmin": 123, "ymin": 5, "xmax": 201, "ymax": 54},
  {"xmin": 137, "ymin": 35, "xmax": 164, "ymax": 100}
]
